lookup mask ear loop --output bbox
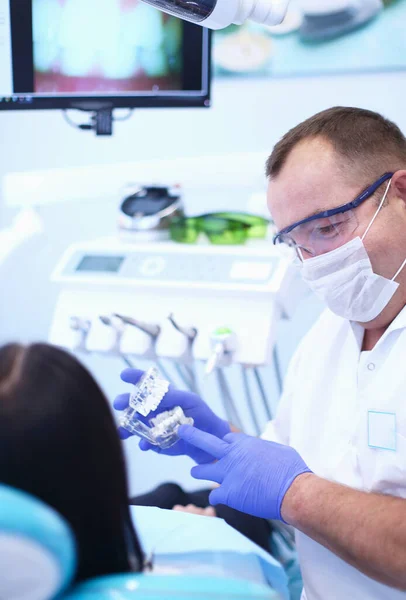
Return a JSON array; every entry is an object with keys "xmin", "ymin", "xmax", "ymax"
[
  {"xmin": 361, "ymin": 177, "xmax": 406, "ymax": 283},
  {"xmin": 392, "ymin": 257, "xmax": 406, "ymax": 282},
  {"xmin": 362, "ymin": 178, "xmax": 392, "ymax": 242}
]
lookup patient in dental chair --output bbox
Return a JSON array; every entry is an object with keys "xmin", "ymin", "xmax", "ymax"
[
  {"xmin": 0, "ymin": 343, "xmax": 144, "ymax": 583},
  {"xmin": 0, "ymin": 343, "xmax": 289, "ymax": 594}
]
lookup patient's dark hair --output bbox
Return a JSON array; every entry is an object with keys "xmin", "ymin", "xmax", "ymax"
[{"xmin": 0, "ymin": 343, "xmax": 143, "ymax": 582}]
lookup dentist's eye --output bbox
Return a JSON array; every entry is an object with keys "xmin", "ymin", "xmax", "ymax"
[{"xmin": 314, "ymin": 224, "xmax": 338, "ymax": 238}]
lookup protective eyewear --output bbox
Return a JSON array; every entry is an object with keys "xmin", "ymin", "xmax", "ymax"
[
  {"xmin": 170, "ymin": 212, "xmax": 270, "ymax": 245},
  {"xmin": 273, "ymin": 172, "xmax": 393, "ymax": 260}
]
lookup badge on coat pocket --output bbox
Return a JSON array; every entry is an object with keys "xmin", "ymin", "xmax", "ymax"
[{"xmin": 368, "ymin": 411, "xmax": 397, "ymax": 451}]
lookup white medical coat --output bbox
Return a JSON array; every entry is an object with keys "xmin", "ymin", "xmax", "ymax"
[{"xmin": 262, "ymin": 306, "xmax": 406, "ymax": 600}]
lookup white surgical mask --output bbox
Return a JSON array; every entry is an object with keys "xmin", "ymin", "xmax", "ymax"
[{"xmin": 301, "ymin": 179, "xmax": 406, "ymax": 322}]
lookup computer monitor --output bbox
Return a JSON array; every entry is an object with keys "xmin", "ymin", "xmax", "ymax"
[{"xmin": 0, "ymin": 0, "xmax": 211, "ymax": 133}]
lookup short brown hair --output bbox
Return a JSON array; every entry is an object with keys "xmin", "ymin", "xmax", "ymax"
[{"xmin": 266, "ymin": 107, "xmax": 406, "ymax": 181}]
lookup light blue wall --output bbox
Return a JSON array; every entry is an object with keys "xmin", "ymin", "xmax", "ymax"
[{"xmin": 1, "ymin": 72, "xmax": 405, "ymax": 494}]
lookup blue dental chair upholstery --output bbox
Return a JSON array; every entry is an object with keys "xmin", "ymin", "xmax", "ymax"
[
  {"xmin": 63, "ymin": 574, "xmax": 278, "ymax": 599},
  {"xmin": 0, "ymin": 485, "xmax": 76, "ymax": 600},
  {"xmin": 0, "ymin": 485, "xmax": 281, "ymax": 600}
]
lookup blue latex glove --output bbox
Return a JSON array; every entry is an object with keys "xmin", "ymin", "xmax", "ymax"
[
  {"xmin": 114, "ymin": 369, "xmax": 230, "ymax": 464},
  {"xmin": 178, "ymin": 425, "xmax": 312, "ymax": 522}
]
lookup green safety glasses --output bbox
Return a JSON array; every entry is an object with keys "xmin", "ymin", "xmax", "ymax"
[{"xmin": 169, "ymin": 212, "xmax": 270, "ymax": 245}]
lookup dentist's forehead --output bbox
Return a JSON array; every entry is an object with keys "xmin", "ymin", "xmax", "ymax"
[{"xmin": 267, "ymin": 137, "xmax": 356, "ymax": 231}]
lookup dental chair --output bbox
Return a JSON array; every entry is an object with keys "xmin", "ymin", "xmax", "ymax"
[
  {"xmin": 0, "ymin": 485, "xmax": 281, "ymax": 600},
  {"xmin": 0, "ymin": 485, "xmax": 75, "ymax": 600}
]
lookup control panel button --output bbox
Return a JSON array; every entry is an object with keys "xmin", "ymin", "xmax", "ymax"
[{"xmin": 139, "ymin": 256, "xmax": 166, "ymax": 277}]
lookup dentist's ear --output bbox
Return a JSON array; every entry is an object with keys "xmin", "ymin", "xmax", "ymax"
[{"xmin": 391, "ymin": 170, "xmax": 406, "ymax": 206}]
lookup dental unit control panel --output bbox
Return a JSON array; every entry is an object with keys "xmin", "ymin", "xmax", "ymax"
[
  {"xmin": 50, "ymin": 237, "xmax": 299, "ymax": 363},
  {"xmin": 49, "ymin": 236, "xmax": 304, "ymax": 433}
]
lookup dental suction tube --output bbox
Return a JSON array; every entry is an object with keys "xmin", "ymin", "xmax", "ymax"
[{"xmin": 140, "ymin": 0, "xmax": 290, "ymax": 29}]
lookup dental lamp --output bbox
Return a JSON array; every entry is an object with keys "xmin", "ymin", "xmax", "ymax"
[{"xmin": 140, "ymin": 0, "xmax": 290, "ymax": 29}]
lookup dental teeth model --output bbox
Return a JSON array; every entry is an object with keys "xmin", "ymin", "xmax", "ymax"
[
  {"xmin": 120, "ymin": 367, "xmax": 193, "ymax": 449},
  {"xmin": 129, "ymin": 367, "xmax": 170, "ymax": 417}
]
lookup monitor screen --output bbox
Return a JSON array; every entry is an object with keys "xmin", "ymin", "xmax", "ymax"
[{"xmin": 0, "ymin": 0, "xmax": 210, "ymax": 111}]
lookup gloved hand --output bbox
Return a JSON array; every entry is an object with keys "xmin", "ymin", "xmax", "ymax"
[
  {"xmin": 178, "ymin": 425, "xmax": 312, "ymax": 522},
  {"xmin": 114, "ymin": 368, "xmax": 230, "ymax": 464}
]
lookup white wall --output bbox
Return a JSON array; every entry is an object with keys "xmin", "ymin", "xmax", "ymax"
[
  {"xmin": 1, "ymin": 73, "xmax": 405, "ymax": 185},
  {"xmin": 1, "ymin": 72, "xmax": 405, "ymax": 495}
]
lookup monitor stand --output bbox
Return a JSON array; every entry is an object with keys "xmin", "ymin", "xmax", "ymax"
[
  {"xmin": 92, "ymin": 108, "xmax": 113, "ymax": 136},
  {"xmin": 66, "ymin": 102, "xmax": 116, "ymax": 136}
]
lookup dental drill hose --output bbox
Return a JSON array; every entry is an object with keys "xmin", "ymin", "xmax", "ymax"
[
  {"xmin": 253, "ymin": 366, "xmax": 273, "ymax": 421},
  {"xmin": 215, "ymin": 368, "xmax": 244, "ymax": 432},
  {"xmin": 241, "ymin": 366, "xmax": 262, "ymax": 436}
]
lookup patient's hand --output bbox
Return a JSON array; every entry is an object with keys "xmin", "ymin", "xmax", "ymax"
[{"xmin": 173, "ymin": 504, "xmax": 217, "ymax": 517}]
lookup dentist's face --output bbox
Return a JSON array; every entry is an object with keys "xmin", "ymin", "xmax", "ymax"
[{"xmin": 267, "ymin": 136, "xmax": 406, "ymax": 326}]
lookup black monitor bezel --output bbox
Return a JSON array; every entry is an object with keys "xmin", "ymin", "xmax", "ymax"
[{"xmin": 5, "ymin": 0, "xmax": 211, "ymax": 111}]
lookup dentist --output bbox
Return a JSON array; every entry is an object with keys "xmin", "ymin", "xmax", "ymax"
[{"xmin": 115, "ymin": 107, "xmax": 406, "ymax": 599}]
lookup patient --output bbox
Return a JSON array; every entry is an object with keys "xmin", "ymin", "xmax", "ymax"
[{"xmin": 0, "ymin": 343, "xmax": 144, "ymax": 583}]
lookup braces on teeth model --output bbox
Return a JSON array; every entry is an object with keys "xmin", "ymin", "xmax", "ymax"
[{"xmin": 119, "ymin": 367, "xmax": 194, "ymax": 449}]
